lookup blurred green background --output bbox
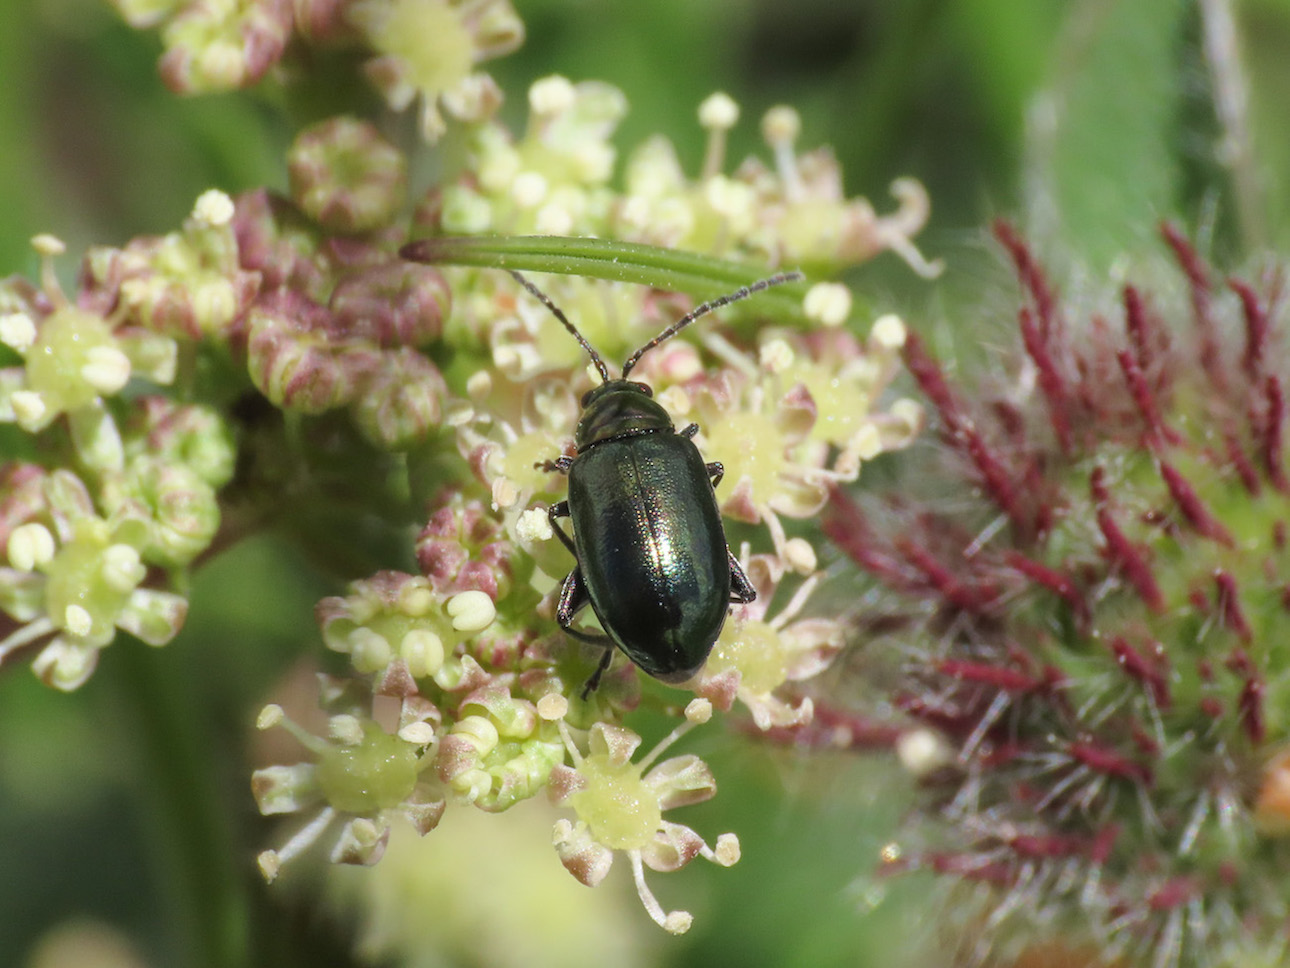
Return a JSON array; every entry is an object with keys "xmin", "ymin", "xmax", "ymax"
[{"xmin": 3, "ymin": 1, "xmax": 1290, "ymax": 966}]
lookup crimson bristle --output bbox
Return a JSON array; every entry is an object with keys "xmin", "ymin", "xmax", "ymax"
[
  {"xmin": 1018, "ymin": 305, "xmax": 1072, "ymax": 453},
  {"xmin": 1157, "ymin": 461, "xmax": 1233, "ymax": 545}
]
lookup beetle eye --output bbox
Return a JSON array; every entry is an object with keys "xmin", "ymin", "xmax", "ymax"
[
  {"xmin": 580, "ymin": 388, "xmax": 595, "ymax": 407},
  {"xmin": 631, "ymin": 381, "xmax": 653, "ymax": 397}
]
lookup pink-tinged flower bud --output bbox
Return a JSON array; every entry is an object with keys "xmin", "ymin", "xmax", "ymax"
[
  {"xmin": 83, "ymin": 211, "xmax": 259, "ymax": 341},
  {"xmin": 230, "ymin": 190, "xmax": 331, "ymax": 298},
  {"xmin": 288, "ymin": 117, "xmax": 408, "ymax": 234},
  {"xmin": 292, "ymin": 0, "xmax": 358, "ymax": 43},
  {"xmin": 0, "ymin": 463, "xmax": 50, "ymax": 551},
  {"xmin": 330, "ymin": 817, "xmax": 390, "ymax": 867},
  {"xmin": 329, "ymin": 261, "xmax": 450, "ymax": 348},
  {"xmin": 251, "ymin": 762, "xmax": 318, "ymax": 816},
  {"xmin": 158, "ymin": 0, "xmax": 293, "ymax": 93},
  {"xmin": 415, "ymin": 493, "xmax": 514, "ymax": 601},
  {"xmin": 245, "ymin": 291, "xmax": 378, "ymax": 412}
]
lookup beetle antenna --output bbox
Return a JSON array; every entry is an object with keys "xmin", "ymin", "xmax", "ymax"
[
  {"xmin": 509, "ymin": 270, "xmax": 611, "ymax": 383},
  {"xmin": 620, "ymin": 270, "xmax": 804, "ymax": 378}
]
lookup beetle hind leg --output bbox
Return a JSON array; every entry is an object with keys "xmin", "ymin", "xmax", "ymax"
[
  {"xmin": 555, "ymin": 566, "xmax": 617, "ymax": 697},
  {"xmin": 581, "ymin": 649, "xmax": 615, "ymax": 699}
]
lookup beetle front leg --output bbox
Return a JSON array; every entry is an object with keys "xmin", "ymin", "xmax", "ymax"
[
  {"xmin": 728, "ymin": 547, "xmax": 756, "ymax": 604},
  {"xmin": 706, "ymin": 461, "xmax": 724, "ymax": 489},
  {"xmin": 536, "ymin": 455, "xmax": 575, "ymax": 474},
  {"xmin": 548, "ymin": 500, "xmax": 578, "ymax": 558}
]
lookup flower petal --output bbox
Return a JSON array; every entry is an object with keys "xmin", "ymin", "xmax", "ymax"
[
  {"xmin": 330, "ymin": 816, "xmax": 390, "ymax": 867},
  {"xmin": 642, "ymin": 754, "xmax": 717, "ymax": 810},
  {"xmin": 117, "ymin": 588, "xmax": 189, "ymax": 646},
  {"xmin": 587, "ymin": 721, "xmax": 643, "ymax": 765},
  {"xmin": 781, "ymin": 618, "xmax": 845, "ymax": 681},
  {"xmin": 641, "ymin": 821, "xmax": 705, "ymax": 872},
  {"xmin": 252, "ymin": 763, "xmax": 320, "ymax": 815},
  {"xmin": 552, "ymin": 818, "xmax": 613, "ymax": 886}
]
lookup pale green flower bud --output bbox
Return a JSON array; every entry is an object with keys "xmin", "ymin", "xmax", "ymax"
[
  {"xmin": 7, "ymin": 522, "xmax": 55, "ymax": 572},
  {"xmin": 68, "ymin": 402, "xmax": 125, "ymax": 473},
  {"xmin": 24, "ymin": 308, "xmax": 130, "ymax": 418},
  {"xmin": 353, "ymin": 349, "xmax": 448, "ymax": 451},
  {"xmin": 110, "ymin": 457, "xmax": 221, "ymax": 567}
]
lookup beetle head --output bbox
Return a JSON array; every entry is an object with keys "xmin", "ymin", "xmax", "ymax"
[{"xmin": 575, "ymin": 380, "xmax": 674, "ymax": 451}]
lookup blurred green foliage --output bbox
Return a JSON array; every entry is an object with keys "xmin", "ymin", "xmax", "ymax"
[{"xmin": 3, "ymin": 1, "xmax": 1290, "ymax": 966}]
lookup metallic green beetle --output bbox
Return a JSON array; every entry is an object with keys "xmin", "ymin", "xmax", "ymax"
[{"xmin": 510, "ymin": 269, "xmax": 802, "ymax": 693}]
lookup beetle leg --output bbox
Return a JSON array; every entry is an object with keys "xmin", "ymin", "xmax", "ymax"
[
  {"xmin": 582, "ymin": 648, "xmax": 615, "ymax": 698},
  {"xmin": 705, "ymin": 461, "xmax": 724, "ymax": 489},
  {"xmin": 536, "ymin": 455, "xmax": 575, "ymax": 474},
  {"xmin": 679, "ymin": 423, "xmax": 700, "ymax": 439},
  {"xmin": 547, "ymin": 501, "xmax": 579, "ymax": 557},
  {"xmin": 555, "ymin": 567, "xmax": 617, "ymax": 697},
  {"xmin": 556, "ymin": 568, "xmax": 614, "ymax": 643},
  {"xmin": 728, "ymin": 547, "xmax": 757, "ymax": 604},
  {"xmin": 556, "ymin": 566, "xmax": 589, "ymax": 628}
]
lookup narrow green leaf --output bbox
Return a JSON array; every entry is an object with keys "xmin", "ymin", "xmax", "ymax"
[{"xmin": 400, "ymin": 235, "xmax": 810, "ymax": 315}]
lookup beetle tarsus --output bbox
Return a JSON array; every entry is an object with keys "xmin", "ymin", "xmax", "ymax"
[
  {"xmin": 580, "ymin": 648, "xmax": 615, "ymax": 698},
  {"xmin": 536, "ymin": 456, "xmax": 575, "ymax": 474},
  {"xmin": 705, "ymin": 461, "xmax": 724, "ymax": 489}
]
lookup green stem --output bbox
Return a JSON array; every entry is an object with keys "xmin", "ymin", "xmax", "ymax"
[
  {"xmin": 400, "ymin": 235, "xmax": 810, "ymax": 314},
  {"xmin": 111, "ymin": 640, "xmax": 250, "ymax": 968},
  {"xmin": 1198, "ymin": 0, "xmax": 1266, "ymax": 252}
]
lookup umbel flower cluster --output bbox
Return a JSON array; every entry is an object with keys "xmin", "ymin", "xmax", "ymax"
[
  {"xmin": 826, "ymin": 223, "xmax": 1290, "ymax": 966},
  {"xmin": 109, "ymin": 0, "xmax": 525, "ymax": 139},
  {"xmin": 1, "ymin": 1, "xmax": 937, "ymax": 933}
]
